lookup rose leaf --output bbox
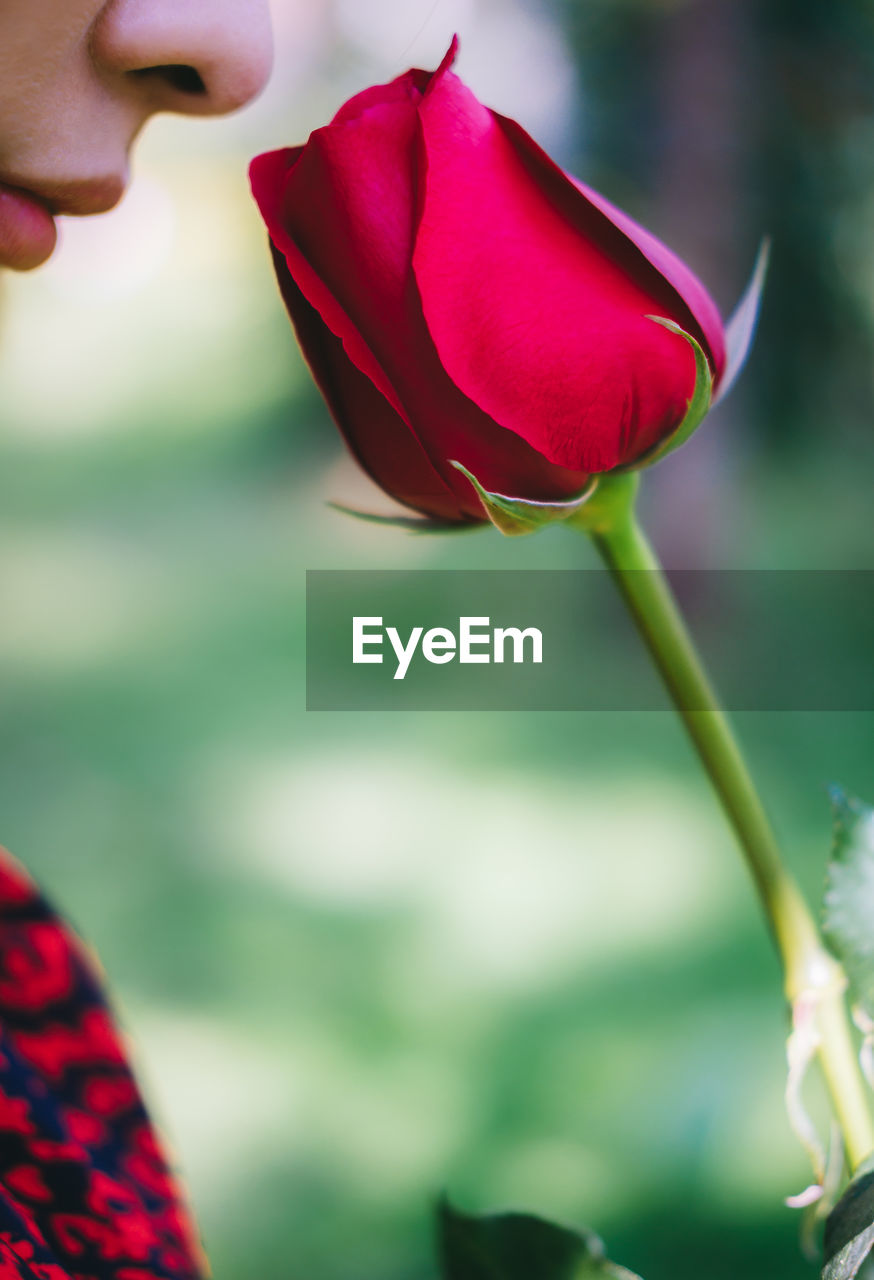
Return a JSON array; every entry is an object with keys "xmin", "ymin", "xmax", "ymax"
[
  {"xmin": 823, "ymin": 1155, "xmax": 874, "ymax": 1279},
  {"xmin": 436, "ymin": 1200, "xmax": 644, "ymax": 1280},
  {"xmin": 822, "ymin": 788, "xmax": 874, "ymax": 1020}
]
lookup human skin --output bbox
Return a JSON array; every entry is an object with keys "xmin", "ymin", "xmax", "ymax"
[{"xmin": 0, "ymin": 0, "xmax": 273, "ymax": 271}]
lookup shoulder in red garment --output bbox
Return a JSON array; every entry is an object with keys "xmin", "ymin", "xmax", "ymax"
[{"xmin": 0, "ymin": 848, "xmax": 206, "ymax": 1280}]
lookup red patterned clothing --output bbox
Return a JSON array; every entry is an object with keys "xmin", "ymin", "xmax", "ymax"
[{"xmin": 0, "ymin": 850, "xmax": 205, "ymax": 1280}]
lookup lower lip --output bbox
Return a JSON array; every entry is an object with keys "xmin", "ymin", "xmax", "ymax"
[{"xmin": 0, "ymin": 183, "xmax": 57, "ymax": 270}]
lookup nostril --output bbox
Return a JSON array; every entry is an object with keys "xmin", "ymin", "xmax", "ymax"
[{"xmin": 131, "ymin": 64, "xmax": 207, "ymax": 96}]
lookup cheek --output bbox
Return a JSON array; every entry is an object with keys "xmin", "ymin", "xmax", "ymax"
[{"xmin": 0, "ymin": 0, "xmax": 106, "ymax": 157}]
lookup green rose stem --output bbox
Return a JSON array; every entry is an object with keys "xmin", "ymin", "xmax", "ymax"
[{"xmin": 573, "ymin": 471, "xmax": 874, "ymax": 1173}]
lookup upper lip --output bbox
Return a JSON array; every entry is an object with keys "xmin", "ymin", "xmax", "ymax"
[{"xmin": 0, "ymin": 174, "xmax": 126, "ymax": 217}]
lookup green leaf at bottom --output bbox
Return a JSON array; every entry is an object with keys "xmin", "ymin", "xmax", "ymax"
[
  {"xmin": 823, "ymin": 1156, "xmax": 874, "ymax": 1279},
  {"xmin": 822, "ymin": 788, "xmax": 874, "ymax": 1019},
  {"xmin": 437, "ymin": 1201, "xmax": 643, "ymax": 1280}
]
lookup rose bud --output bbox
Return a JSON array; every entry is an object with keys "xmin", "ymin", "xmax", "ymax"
[{"xmin": 250, "ymin": 39, "xmax": 761, "ymax": 529}]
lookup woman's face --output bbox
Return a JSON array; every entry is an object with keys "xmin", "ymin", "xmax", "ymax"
[{"xmin": 0, "ymin": 0, "xmax": 273, "ymax": 271}]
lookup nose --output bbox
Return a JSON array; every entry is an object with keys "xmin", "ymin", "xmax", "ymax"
[{"xmin": 91, "ymin": 0, "xmax": 274, "ymax": 118}]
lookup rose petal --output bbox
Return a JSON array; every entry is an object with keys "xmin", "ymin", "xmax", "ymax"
[
  {"xmin": 254, "ymin": 78, "xmax": 593, "ymax": 515},
  {"xmin": 567, "ymin": 165, "xmax": 727, "ymax": 380},
  {"xmin": 252, "ymin": 91, "xmax": 428, "ymax": 421},
  {"xmin": 495, "ymin": 114, "xmax": 725, "ymax": 377},
  {"xmin": 270, "ymin": 248, "xmax": 468, "ymax": 521},
  {"xmin": 273, "ymin": 248, "xmax": 591, "ymax": 520},
  {"xmin": 413, "ymin": 68, "xmax": 720, "ymax": 472}
]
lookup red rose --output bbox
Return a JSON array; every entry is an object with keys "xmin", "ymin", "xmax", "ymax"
[{"xmin": 250, "ymin": 39, "xmax": 727, "ymax": 524}]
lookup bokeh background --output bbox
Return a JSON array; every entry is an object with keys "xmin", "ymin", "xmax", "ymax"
[{"xmin": 1, "ymin": 1, "xmax": 874, "ymax": 1277}]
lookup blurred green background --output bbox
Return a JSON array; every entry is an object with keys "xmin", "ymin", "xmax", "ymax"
[{"xmin": 1, "ymin": 1, "xmax": 873, "ymax": 1277}]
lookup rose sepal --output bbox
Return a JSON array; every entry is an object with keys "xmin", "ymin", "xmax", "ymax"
[
  {"xmin": 327, "ymin": 502, "xmax": 479, "ymax": 535},
  {"xmin": 619, "ymin": 317, "xmax": 713, "ymax": 472},
  {"xmin": 449, "ymin": 460, "xmax": 597, "ymax": 536},
  {"xmin": 713, "ymin": 237, "xmax": 770, "ymax": 407}
]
